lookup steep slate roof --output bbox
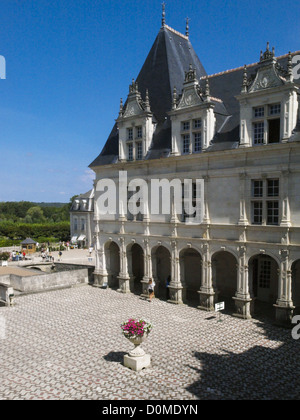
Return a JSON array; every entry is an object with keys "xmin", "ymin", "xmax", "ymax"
[
  {"xmin": 89, "ymin": 25, "xmax": 207, "ymax": 167},
  {"xmin": 90, "ymin": 24, "xmax": 300, "ymax": 167}
]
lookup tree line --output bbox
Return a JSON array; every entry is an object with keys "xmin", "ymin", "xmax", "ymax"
[{"xmin": 0, "ymin": 199, "xmax": 76, "ymax": 246}]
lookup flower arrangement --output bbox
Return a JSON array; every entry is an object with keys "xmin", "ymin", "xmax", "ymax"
[{"xmin": 121, "ymin": 318, "xmax": 153, "ymax": 339}]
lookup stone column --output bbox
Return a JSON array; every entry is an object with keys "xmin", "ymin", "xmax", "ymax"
[
  {"xmin": 198, "ymin": 243, "xmax": 215, "ymax": 311},
  {"xmin": 93, "ymin": 235, "xmax": 108, "ymax": 288},
  {"xmin": 238, "ymin": 173, "xmax": 249, "ymax": 226},
  {"xmin": 280, "ymin": 170, "xmax": 291, "ymax": 227},
  {"xmin": 117, "ymin": 238, "xmax": 131, "ymax": 293},
  {"xmin": 141, "ymin": 239, "xmax": 152, "ymax": 297},
  {"xmin": 179, "ymin": 255, "xmax": 187, "ymax": 302},
  {"xmin": 233, "ymin": 246, "xmax": 252, "ymax": 319},
  {"xmin": 202, "ymin": 176, "xmax": 211, "ymax": 224},
  {"xmin": 168, "ymin": 240, "xmax": 183, "ymax": 304},
  {"xmin": 274, "ymin": 249, "xmax": 295, "ymax": 326}
]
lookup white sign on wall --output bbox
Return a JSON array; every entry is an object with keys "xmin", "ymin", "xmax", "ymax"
[{"xmin": 215, "ymin": 302, "xmax": 225, "ymax": 312}]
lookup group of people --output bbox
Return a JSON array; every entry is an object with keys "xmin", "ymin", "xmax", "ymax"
[
  {"xmin": 147, "ymin": 275, "xmax": 171, "ymax": 302},
  {"xmin": 10, "ymin": 250, "xmax": 26, "ymax": 261}
]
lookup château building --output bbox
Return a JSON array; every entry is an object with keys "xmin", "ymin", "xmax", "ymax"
[
  {"xmin": 88, "ymin": 11, "xmax": 300, "ymax": 325},
  {"xmin": 70, "ymin": 189, "xmax": 95, "ymax": 248}
]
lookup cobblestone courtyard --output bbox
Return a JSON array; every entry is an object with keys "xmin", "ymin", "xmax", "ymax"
[{"xmin": 0, "ymin": 285, "xmax": 299, "ymax": 400}]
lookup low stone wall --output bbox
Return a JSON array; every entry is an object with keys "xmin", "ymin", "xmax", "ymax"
[{"xmin": 6, "ymin": 267, "xmax": 89, "ymax": 293}]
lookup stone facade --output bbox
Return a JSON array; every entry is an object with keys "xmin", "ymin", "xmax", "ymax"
[
  {"xmin": 88, "ymin": 20, "xmax": 300, "ymax": 326},
  {"xmin": 70, "ymin": 189, "xmax": 95, "ymax": 248}
]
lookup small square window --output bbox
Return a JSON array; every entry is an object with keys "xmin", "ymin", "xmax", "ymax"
[
  {"xmin": 252, "ymin": 180, "xmax": 263, "ymax": 198},
  {"xmin": 254, "ymin": 107, "xmax": 265, "ymax": 118},
  {"xmin": 269, "ymin": 104, "xmax": 281, "ymax": 116},
  {"xmin": 182, "ymin": 121, "xmax": 190, "ymax": 131},
  {"xmin": 193, "ymin": 119, "xmax": 202, "ymax": 129}
]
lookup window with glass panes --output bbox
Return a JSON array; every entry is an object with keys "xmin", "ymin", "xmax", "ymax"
[
  {"xmin": 194, "ymin": 132, "xmax": 202, "ymax": 152},
  {"xmin": 259, "ymin": 260, "xmax": 271, "ymax": 289},
  {"xmin": 128, "ymin": 143, "xmax": 133, "ymax": 161},
  {"xmin": 253, "ymin": 122, "xmax": 265, "ymax": 145},
  {"xmin": 136, "ymin": 142, "xmax": 143, "ymax": 160},
  {"xmin": 252, "ymin": 103, "xmax": 281, "ymax": 145},
  {"xmin": 127, "ymin": 127, "xmax": 133, "ymax": 141},
  {"xmin": 267, "ymin": 201, "xmax": 279, "ymax": 225},
  {"xmin": 252, "ymin": 201, "xmax": 263, "ymax": 225},
  {"xmin": 251, "ymin": 178, "xmax": 280, "ymax": 225},
  {"xmin": 267, "ymin": 179, "xmax": 279, "ymax": 197},
  {"xmin": 182, "ymin": 134, "xmax": 190, "ymax": 154},
  {"xmin": 136, "ymin": 126, "xmax": 142, "ymax": 139},
  {"xmin": 182, "ymin": 121, "xmax": 190, "ymax": 131}
]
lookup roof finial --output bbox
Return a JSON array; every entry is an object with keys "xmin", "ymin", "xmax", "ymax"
[
  {"xmin": 119, "ymin": 98, "xmax": 124, "ymax": 117},
  {"xmin": 162, "ymin": 2, "xmax": 166, "ymax": 27},
  {"xmin": 288, "ymin": 51, "xmax": 293, "ymax": 82},
  {"xmin": 205, "ymin": 77, "xmax": 210, "ymax": 100},
  {"xmin": 144, "ymin": 89, "xmax": 151, "ymax": 112},
  {"xmin": 172, "ymin": 86, "xmax": 177, "ymax": 110},
  {"xmin": 242, "ymin": 65, "xmax": 248, "ymax": 93},
  {"xmin": 186, "ymin": 17, "xmax": 190, "ymax": 38}
]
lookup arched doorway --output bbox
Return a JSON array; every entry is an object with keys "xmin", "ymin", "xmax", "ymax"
[
  {"xmin": 292, "ymin": 260, "xmax": 300, "ymax": 314},
  {"xmin": 212, "ymin": 251, "xmax": 238, "ymax": 312},
  {"xmin": 152, "ymin": 245, "xmax": 171, "ymax": 299},
  {"xmin": 180, "ymin": 248, "xmax": 202, "ymax": 305},
  {"xmin": 128, "ymin": 243, "xmax": 144, "ymax": 295},
  {"xmin": 105, "ymin": 241, "xmax": 120, "ymax": 288},
  {"xmin": 248, "ymin": 254, "xmax": 279, "ymax": 318}
]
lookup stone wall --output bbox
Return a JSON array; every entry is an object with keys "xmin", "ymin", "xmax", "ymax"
[{"xmin": 6, "ymin": 267, "xmax": 89, "ymax": 293}]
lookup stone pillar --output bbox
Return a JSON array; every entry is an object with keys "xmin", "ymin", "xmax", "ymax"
[
  {"xmin": 93, "ymin": 244, "xmax": 108, "ymax": 288},
  {"xmin": 179, "ymin": 255, "xmax": 187, "ymax": 302},
  {"xmin": 238, "ymin": 173, "xmax": 249, "ymax": 226},
  {"xmin": 274, "ymin": 249, "xmax": 295, "ymax": 326},
  {"xmin": 233, "ymin": 246, "xmax": 252, "ymax": 319},
  {"xmin": 198, "ymin": 244, "xmax": 215, "ymax": 311},
  {"xmin": 117, "ymin": 238, "xmax": 131, "ymax": 293},
  {"xmin": 141, "ymin": 239, "xmax": 152, "ymax": 297},
  {"xmin": 202, "ymin": 176, "xmax": 211, "ymax": 224},
  {"xmin": 168, "ymin": 240, "xmax": 183, "ymax": 304},
  {"xmin": 280, "ymin": 170, "xmax": 291, "ymax": 227}
]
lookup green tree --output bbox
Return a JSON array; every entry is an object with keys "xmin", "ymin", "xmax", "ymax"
[{"xmin": 24, "ymin": 206, "xmax": 46, "ymax": 224}]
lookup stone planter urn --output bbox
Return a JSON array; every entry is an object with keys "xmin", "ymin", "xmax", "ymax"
[
  {"xmin": 121, "ymin": 318, "xmax": 152, "ymax": 371},
  {"xmin": 127, "ymin": 334, "xmax": 148, "ymax": 357}
]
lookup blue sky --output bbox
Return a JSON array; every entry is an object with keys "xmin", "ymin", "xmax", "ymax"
[{"xmin": 0, "ymin": 0, "xmax": 299, "ymax": 202}]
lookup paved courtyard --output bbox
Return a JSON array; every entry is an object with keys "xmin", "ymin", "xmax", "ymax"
[{"xmin": 0, "ymin": 285, "xmax": 299, "ymax": 400}]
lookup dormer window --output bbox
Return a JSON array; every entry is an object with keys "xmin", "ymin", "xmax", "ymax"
[
  {"xmin": 194, "ymin": 132, "xmax": 202, "ymax": 153},
  {"xmin": 128, "ymin": 143, "xmax": 133, "ymax": 161},
  {"xmin": 180, "ymin": 118, "xmax": 203, "ymax": 155},
  {"xmin": 136, "ymin": 142, "xmax": 143, "ymax": 160},
  {"xmin": 252, "ymin": 103, "xmax": 281, "ymax": 146},
  {"xmin": 127, "ymin": 128, "xmax": 133, "ymax": 141},
  {"xmin": 182, "ymin": 121, "xmax": 190, "ymax": 131},
  {"xmin": 182, "ymin": 134, "xmax": 190, "ymax": 154},
  {"xmin": 193, "ymin": 119, "xmax": 202, "ymax": 129}
]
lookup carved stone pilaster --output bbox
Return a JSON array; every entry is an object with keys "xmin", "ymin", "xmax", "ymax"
[
  {"xmin": 233, "ymin": 246, "xmax": 252, "ymax": 319},
  {"xmin": 274, "ymin": 249, "xmax": 295, "ymax": 326}
]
